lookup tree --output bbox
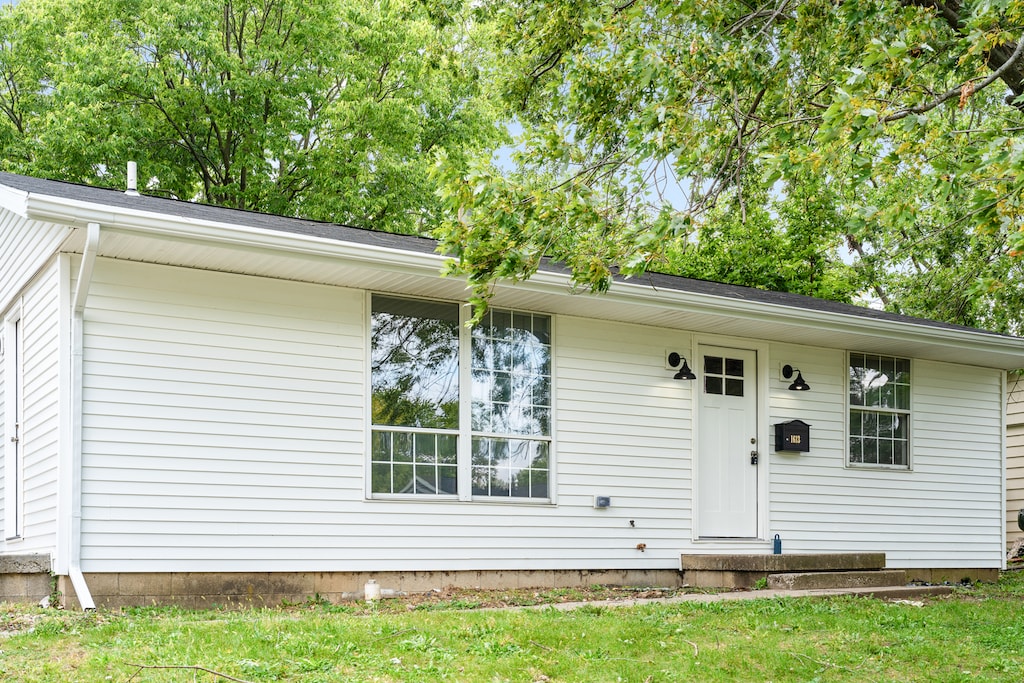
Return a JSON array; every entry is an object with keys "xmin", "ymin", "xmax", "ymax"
[
  {"xmin": 434, "ymin": 0, "xmax": 1024, "ymax": 333},
  {"xmin": 0, "ymin": 0, "xmax": 503, "ymax": 234}
]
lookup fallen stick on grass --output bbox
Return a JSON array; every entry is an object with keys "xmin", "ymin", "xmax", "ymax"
[{"xmin": 125, "ymin": 663, "xmax": 254, "ymax": 683}]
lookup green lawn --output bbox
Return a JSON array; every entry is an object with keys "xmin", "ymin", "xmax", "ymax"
[{"xmin": 2, "ymin": 573, "xmax": 1024, "ymax": 682}]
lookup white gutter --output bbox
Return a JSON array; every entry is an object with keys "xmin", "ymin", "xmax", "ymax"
[
  {"xmin": 22, "ymin": 191, "xmax": 1024, "ymax": 367},
  {"xmin": 68, "ymin": 222, "xmax": 99, "ymax": 611}
]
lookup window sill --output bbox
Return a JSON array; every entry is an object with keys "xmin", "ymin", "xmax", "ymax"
[
  {"xmin": 845, "ymin": 463, "xmax": 912, "ymax": 472},
  {"xmin": 367, "ymin": 494, "xmax": 554, "ymax": 506}
]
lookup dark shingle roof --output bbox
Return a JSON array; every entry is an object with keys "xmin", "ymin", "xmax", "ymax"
[{"xmin": 0, "ymin": 171, "xmax": 1013, "ymax": 339}]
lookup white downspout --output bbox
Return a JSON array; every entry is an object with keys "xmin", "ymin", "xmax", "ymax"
[{"xmin": 68, "ymin": 223, "xmax": 99, "ymax": 610}]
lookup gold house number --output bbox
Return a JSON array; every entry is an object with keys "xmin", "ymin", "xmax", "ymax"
[{"xmin": 790, "ymin": 435, "xmax": 801, "ymax": 444}]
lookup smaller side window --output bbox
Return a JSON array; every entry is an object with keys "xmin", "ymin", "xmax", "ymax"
[{"xmin": 848, "ymin": 353, "xmax": 910, "ymax": 469}]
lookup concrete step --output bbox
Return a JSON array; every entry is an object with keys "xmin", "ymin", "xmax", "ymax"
[
  {"xmin": 681, "ymin": 553, "xmax": 891, "ymax": 589},
  {"xmin": 0, "ymin": 554, "xmax": 50, "ymax": 573},
  {"xmin": 681, "ymin": 552, "xmax": 886, "ymax": 573},
  {"xmin": 768, "ymin": 569, "xmax": 908, "ymax": 591}
]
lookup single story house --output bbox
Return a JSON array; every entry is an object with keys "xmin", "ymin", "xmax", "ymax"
[{"xmin": 1, "ymin": 172, "xmax": 1022, "ymax": 608}]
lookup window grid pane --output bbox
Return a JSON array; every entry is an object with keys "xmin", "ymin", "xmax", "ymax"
[
  {"xmin": 849, "ymin": 353, "xmax": 910, "ymax": 468},
  {"xmin": 471, "ymin": 437, "xmax": 549, "ymax": 499},
  {"xmin": 472, "ymin": 310, "xmax": 551, "ymax": 429},
  {"xmin": 372, "ymin": 429, "xmax": 458, "ymax": 495}
]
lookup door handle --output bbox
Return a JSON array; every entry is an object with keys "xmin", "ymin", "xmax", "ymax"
[{"xmin": 750, "ymin": 451, "xmax": 759, "ymax": 465}]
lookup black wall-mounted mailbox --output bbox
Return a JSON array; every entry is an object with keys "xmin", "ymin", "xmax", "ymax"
[{"xmin": 775, "ymin": 419, "xmax": 811, "ymax": 452}]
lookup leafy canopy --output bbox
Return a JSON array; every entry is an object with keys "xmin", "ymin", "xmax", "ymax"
[
  {"xmin": 434, "ymin": 0, "xmax": 1024, "ymax": 333},
  {"xmin": 0, "ymin": 0, "xmax": 503, "ymax": 234}
]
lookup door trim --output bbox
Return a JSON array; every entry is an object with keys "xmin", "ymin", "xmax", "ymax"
[{"xmin": 691, "ymin": 336, "xmax": 770, "ymax": 542}]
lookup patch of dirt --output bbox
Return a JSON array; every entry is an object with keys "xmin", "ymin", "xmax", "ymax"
[
  {"xmin": 0, "ymin": 610, "xmax": 46, "ymax": 638},
  {"xmin": 318, "ymin": 585, "xmax": 723, "ymax": 613}
]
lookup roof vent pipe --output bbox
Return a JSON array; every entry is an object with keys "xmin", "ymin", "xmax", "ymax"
[{"xmin": 125, "ymin": 161, "xmax": 140, "ymax": 196}]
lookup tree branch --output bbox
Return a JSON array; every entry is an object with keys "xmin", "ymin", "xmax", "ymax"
[
  {"xmin": 903, "ymin": 0, "xmax": 1024, "ymax": 108},
  {"xmin": 125, "ymin": 663, "xmax": 254, "ymax": 683},
  {"xmin": 882, "ymin": 31, "xmax": 1024, "ymax": 122}
]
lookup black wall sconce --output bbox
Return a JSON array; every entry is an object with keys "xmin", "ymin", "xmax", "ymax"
[
  {"xmin": 668, "ymin": 352, "xmax": 697, "ymax": 380},
  {"xmin": 782, "ymin": 364, "xmax": 811, "ymax": 391}
]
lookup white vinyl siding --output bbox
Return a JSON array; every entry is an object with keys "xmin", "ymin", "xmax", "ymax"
[
  {"xmin": 80, "ymin": 268, "xmax": 693, "ymax": 571},
  {"xmin": 21, "ymin": 263, "xmax": 63, "ymax": 551},
  {"xmin": 555, "ymin": 318, "xmax": 693, "ymax": 556},
  {"xmin": 0, "ymin": 214, "xmax": 70, "ymax": 314},
  {"xmin": 1, "ymin": 260, "xmax": 63, "ymax": 554},
  {"xmin": 80, "ymin": 259, "xmax": 365, "ymax": 570},
  {"xmin": 0, "ymin": 215, "xmax": 69, "ymax": 555},
  {"xmin": 0, "ymin": 315, "xmax": 6, "ymax": 536},
  {"xmin": 73, "ymin": 257, "xmax": 1007, "ymax": 573},
  {"xmin": 768, "ymin": 345, "xmax": 1004, "ymax": 568},
  {"xmin": 1005, "ymin": 374, "xmax": 1023, "ymax": 545}
]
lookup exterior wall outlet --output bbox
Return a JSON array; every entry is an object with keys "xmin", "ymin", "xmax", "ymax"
[{"xmin": 594, "ymin": 496, "xmax": 611, "ymax": 509}]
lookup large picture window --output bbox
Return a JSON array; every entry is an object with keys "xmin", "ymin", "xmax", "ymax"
[
  {"xmin": 370, "ymin": 295, "xmax": 552, "ymax": 500},
  {"xmin": 848, "ymin": 353, "xmax": 910, "ymax": 468}
]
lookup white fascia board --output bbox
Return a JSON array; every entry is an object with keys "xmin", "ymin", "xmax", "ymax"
[
  {"xmin": 0, "ymin": 184, "xmax": 29, "ymax": 217},
  {"xmin": 23, "ymin": 192, "xmax": 449, "ymax": 277},
  {"xmin": 25, "ymin": 190, "xmax": 1024, "ymax": 367}
]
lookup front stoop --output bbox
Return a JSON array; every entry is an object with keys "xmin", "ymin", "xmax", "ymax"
[
  {"xmin": 0, "ymin": 554, "xmax": 52, "ymax": 605},
  {"xmin": 768, "ymin": 569, "xmax": 907, "ymax": 590},
  {"xmin": 681, "ymin": 553, "xmax": 890, "ymax": 589}
]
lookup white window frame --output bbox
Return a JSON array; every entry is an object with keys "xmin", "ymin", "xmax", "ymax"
[
  {"xmin": 846, "ymin": 352, "xmax": 912, "ymax": 471},
  {"xmin": 364, "ymin": 293, "xmax": 555, "ymax": 503}
]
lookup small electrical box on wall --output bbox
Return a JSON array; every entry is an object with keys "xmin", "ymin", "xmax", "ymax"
[
  {"xmin": 593, "ymin": 496, "xmax": 611, "ymax": 509},
  {"xmin": 775, "ymin": 420, "xmax": 811, "ymax": 452}
]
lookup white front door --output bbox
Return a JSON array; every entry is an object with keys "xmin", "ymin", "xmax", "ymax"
[{"xmin": 696, "ymin": 345, "xmax": 758, "ymax": 538}]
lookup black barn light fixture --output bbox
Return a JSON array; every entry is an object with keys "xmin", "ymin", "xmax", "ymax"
[
  {"xmin": 782, "ymin": 364, "xmax": 811, "ymax": 391},
  {"xmin": 668, "ymin": 352, "xmax": 697, "ymax": 380}
]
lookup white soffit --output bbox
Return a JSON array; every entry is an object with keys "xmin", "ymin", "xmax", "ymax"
[{"xmin": 23, "ymin": 188, "xmax": 1024, "ymax": 372}]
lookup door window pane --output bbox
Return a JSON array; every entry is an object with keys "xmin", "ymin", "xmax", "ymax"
[{"xmin": 725, "ymin": 378, "xmax": 744, "ymax": 396}]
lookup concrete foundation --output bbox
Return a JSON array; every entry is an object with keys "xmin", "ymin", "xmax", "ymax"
[
  {"xmin": 0, "ymin": 554, "xmax": 52, "ymax": 606},
  {"xmin": 19, "ymin": 560, "xmax": 1001, "ymax": 609},
  {"xmin": 58, "ymin": 568, "xmax": 686, "ymax": 610}
]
